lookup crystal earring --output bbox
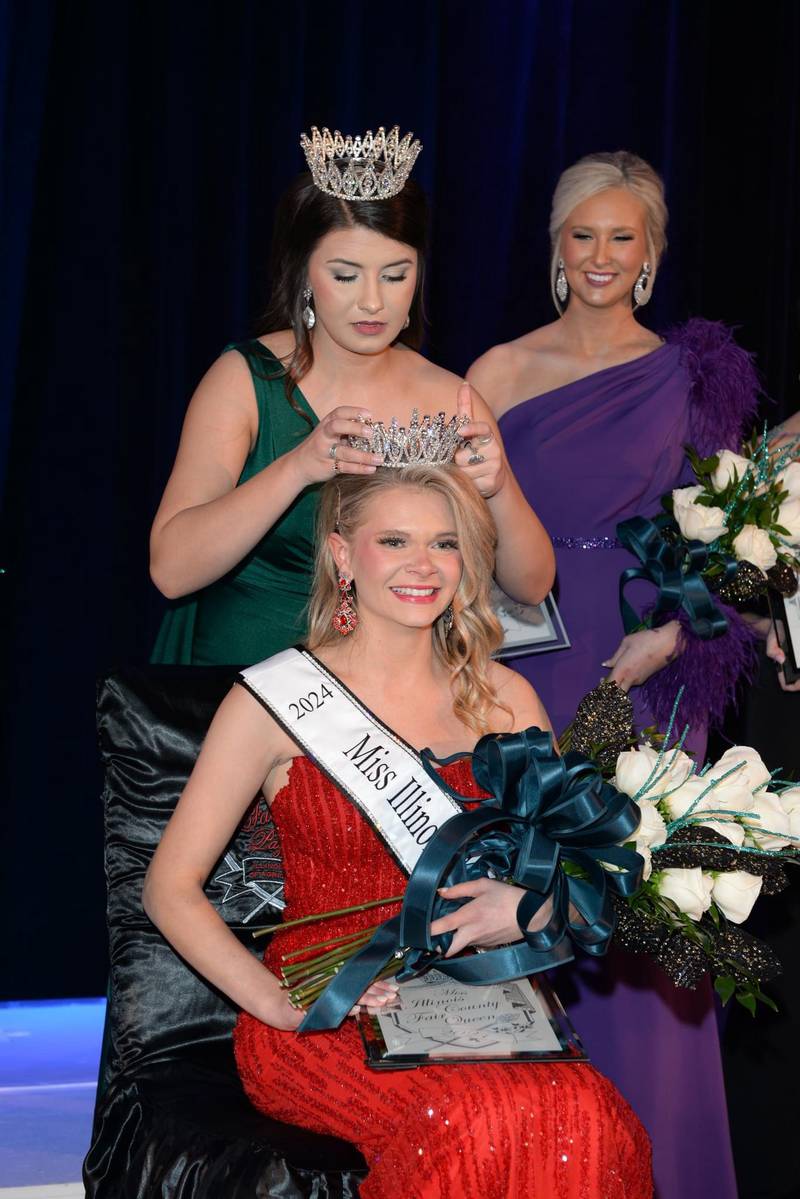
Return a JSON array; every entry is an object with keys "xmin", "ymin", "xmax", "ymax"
[
  {"xmin": 633, "ymin": 262, "xmax": 652, "ymax": 309},
  {"xmin": 441, "ymin": 605, "xmax": 454, "ymax": 637},
  {"xmin": 302, "ymin": 286, "xmax": 316, "ymax": 330},
  {"xmin": 555, "ymin": 258, "xmax": 569, "ymax": 306},
  {"xmin": 332, "ymin": 575, "xmax": 358, "ymax": 635}
]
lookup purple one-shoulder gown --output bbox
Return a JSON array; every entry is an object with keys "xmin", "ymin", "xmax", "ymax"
[{"xmin": 499, "ymin": 324, "xmax": 758, "ymax": 1199}]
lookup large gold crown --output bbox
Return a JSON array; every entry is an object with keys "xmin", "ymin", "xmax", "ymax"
[{"xmin": 300, "ymin": 125, "xmax": 422, "ymax": 201}]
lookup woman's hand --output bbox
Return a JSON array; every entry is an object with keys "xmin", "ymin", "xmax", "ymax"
[
  {"xmin": 766, "ymin": 622, "xmax": 800, "ymax": 692},
  {"xmin": 430, "ymin": 878, "xmax": 554, "ymax": 957},
  {"xmin": 453, "ymin": 383, "xmax": 507, "ymax": 499},
  {"xmin": 349, "ymin": 978, "xmax": 400, "ymax": 1016},
  {"xmin": 604, "ymin": 622, "xmax": 682, "ymax": 690},
  {"xmin": 288, "ymin": 405, "xmax": 383, "ymax": 486}
]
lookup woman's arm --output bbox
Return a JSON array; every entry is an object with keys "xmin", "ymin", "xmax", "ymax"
[
  {"xmin": 150, "ymin": 351, "xmax": 381, "ymax": 598},
  {"xmin": 455, "ymin": 381, "xmax": 555, "ymax": 604},
  {"xmin": 143, "ymin": 685, "xmax": 303, "ymax": 1029}
]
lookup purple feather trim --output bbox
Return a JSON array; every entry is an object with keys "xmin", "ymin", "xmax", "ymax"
[
  {"xmin": 642, "ymin": 605, "xmax": 759, "ymax": 732},
  {"xmin": 663, "ymin": 319, "xmax": 761, "ymax": 455}
]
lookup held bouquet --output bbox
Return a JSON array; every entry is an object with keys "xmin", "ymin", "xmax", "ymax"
[
  {"xmin": 616, "ymin": 430, "xmax": 800, "ymax": 730},
  {"xmin": 255, "ymin": 688, "xmax": 794, "ymax": 1027},
  {"xmin": 667, "ymin": 431, "xmax": 800, "ymax": 600}
]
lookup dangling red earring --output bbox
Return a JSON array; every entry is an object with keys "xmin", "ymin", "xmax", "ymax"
[{"xmin": 332, "ymin": 575, "xmax": 358, "ymax": 636}]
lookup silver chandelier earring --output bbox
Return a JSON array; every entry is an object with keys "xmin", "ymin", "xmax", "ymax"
[
  {"xmin": 633, "ymin": 262, "xmax": 652, "ymax": 309},
  {"xmin": 555, "ymin": 258, "xmax": 569, "ymax": 306},
  {"xmin": 302, "ymin": 286, "xmax": 316, "ymax": 330},
  {"xmin": 441, "ymin": 605, "xmax": 454, "ymax": 637}
]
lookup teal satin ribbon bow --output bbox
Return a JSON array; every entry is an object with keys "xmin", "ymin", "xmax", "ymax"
[
  {"xmin": 299, "ymin": 727, "xmax": 642, "ymax": 1032},
  {"xmin": 617, "ymin": 513, "xmax": 736, "ymax": 640}
]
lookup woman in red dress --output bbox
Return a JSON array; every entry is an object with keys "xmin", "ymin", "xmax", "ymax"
[{"xmin": 144, "ymin": 462, "xmax": 652, "ymax": 1198}]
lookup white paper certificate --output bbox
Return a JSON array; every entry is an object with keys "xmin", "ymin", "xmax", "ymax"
[{"xmin": 366, "ymin": 969, "xmax": 580, "ymax": 1063}]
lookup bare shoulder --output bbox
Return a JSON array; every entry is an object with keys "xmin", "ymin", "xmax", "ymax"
[
  {"xmin": 398, "ymin": 347, "xmax": 463, "ymax": 394},
  {"xmin": 185, "ymin": 346, "xmax": 260, "ymax": 429},
  {"xmin": 255, "ymin": 329, "xmax": 296, "ymax": 360},
  {"xmin": 467, "ymin": 325, "xmax": 562, "ymax": 419},
  {"xmin": 486, "ymin": 660, "xmax": 552, "ymax": 733}
]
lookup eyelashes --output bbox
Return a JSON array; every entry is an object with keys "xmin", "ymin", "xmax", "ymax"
[
  {"xmin": 332, "ymin": 274, "xmax": 409, "ymax": 284},
  {"xmin": 570, "ymin": 232, "xmax": 635, "ymax": 242},
  {"xmin": 376, "ymin": 537, "xmax": 460, "ymax": 551}
]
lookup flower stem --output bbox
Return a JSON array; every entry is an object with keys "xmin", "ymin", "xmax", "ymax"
[{"xmin": 252, "ymin": 895, "xmax": 404, "ymax": 940}]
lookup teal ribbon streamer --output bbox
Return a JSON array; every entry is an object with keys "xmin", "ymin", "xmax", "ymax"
[
  {"xmin": 300, "ymin": 727, "xmax": 643, "ymax": 1032},
  {"xmin": 616, "ymin": 513, "xmax": 736, "ymax": 640}
]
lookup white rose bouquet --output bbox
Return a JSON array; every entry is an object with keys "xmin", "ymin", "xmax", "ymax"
[
  {"xmin": 668, "ymin": 430, "xmax": 800, "ymax": 598},
  {"xmin": 610, "ymin": 724, "xmax": 797, "ymax": 1015},
  {"xmin": 565, "ymin": 681, "xmax": 797, "ymax": 1016}
]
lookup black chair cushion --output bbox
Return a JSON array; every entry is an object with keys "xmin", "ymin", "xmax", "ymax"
[{"xmin": 85, "ymin": 1042, "xmax": 364, "ymax": 1198}]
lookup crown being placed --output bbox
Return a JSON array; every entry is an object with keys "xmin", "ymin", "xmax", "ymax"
[
  {"xmin": 348, "ymin": 410, "xmax": 468, "ymax": 468},
  {"xmin": 300, "ymin": 125, "xmax": 422, "ymax": 201}
]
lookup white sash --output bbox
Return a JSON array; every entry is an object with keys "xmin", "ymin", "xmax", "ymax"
[{"xmin": 239, "ymin": 647, "xmax": 462, "ymax": 875}]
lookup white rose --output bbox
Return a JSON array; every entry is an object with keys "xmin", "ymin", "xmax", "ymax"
[
  {"xmin": 633, "ymin": 799, "xmax": 668, "ymax": 849},
  {"xmin": 661, "ymin": 776, "xmax": 710, "ymax": 822},
  {"xmin": 672, "ymin": 486, "xmax": 728, "ymax": 544},
  {"xmin": 615, "ymin": 746, "xmax": 693, "ymax": 801},
  {"xmin": 637, "ymin": 845, "xmax": 653, "ymax": 882},
  {"xmin": 732, "ymin": 525, "xmax": 778, "ymax": 573},
  {"xmin": 777, "ymin": 461, "xmax": 800, "ymax": 498},
  {"xmin": 700, "ymin": 817, "xmax": 746, "ymax": 846},
  {"xmin": 780, "ymin": 786, "xmax": 800, "ymax": 842},
  {"xmin": 742, "ymin": 792, "xmax": 792, "ymax": 850},
  {"xmin": 700, "ymin": 767, "xmax": 758, "ymax": 815},
  {"xmin": 708, "ymin": 746, "xmax": 771, "ymax": 792},
  {"xmin": 658, "ymin": 867, "xmax": 714, "ymax": 921},
  {"xmin": 777, "ymin": 497, "xmax": 800, "ymax": 543},
  {"xmin": 711, "ymin": 871, "xmax": 763, "ymax": 924},
  {"xmin": 711, "ymin": 449, "xmax": 751, "ymax": 492}
]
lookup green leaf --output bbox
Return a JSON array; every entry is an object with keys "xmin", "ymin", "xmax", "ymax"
[
  {"xmin": 755, "ymin": 989, "xmax": 779, "ymax": 1014},
  {"xmin": 714, "ymin": 975, "xmax": 736, "ymax": 1005},
  {"xmin": 736, "ymin": 991, "xmax": 758, "ymax": 1018}
]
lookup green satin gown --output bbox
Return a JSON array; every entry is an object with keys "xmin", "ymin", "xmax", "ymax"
[{"xmin": 151, "ymin": 341, "xmax": 321, "ymax": 665}]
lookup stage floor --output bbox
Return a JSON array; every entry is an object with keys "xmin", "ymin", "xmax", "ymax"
[{"xmin": 0, "ymin": 998, "xmax": 105, "ymax": 1195}]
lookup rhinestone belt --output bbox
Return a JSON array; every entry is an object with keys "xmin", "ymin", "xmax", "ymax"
[{"xmin": 552, "ymin": 536, "xmax": 622, "ymax": 550}]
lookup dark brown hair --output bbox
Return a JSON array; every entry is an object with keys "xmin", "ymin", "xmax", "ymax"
[{"xmin": 256, "ymin": 173, "xmax": 429, "ymax": 418}]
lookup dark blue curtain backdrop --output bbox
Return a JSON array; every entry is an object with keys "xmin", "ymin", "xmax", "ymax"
[{"xmin": 1, "ymin": 0, "xmax": 799, "ymax": 1000}]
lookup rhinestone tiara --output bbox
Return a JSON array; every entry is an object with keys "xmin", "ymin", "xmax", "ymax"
[
  {"xmin": 300, "ymin": 125, "xmax": 422, "ymax": 201},
  {"xmin": 348, "ymin": 410, "xmax": 468, "ymax": 468}
]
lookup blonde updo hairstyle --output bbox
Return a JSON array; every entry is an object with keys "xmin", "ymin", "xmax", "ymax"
[
  {"xmin": 549, "ymin": 151, "xmax": 668, "ymax": 314},
  {"xmin": 307, "ymin": 465, "xmax": 507, "ymax": 735}
]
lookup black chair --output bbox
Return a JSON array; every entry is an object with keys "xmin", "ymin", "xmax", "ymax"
[{"xmin": 84, "ymin": 665, "xmax": 367, "ymax": 1198}]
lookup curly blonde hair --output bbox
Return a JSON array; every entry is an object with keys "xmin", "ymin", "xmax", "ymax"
[
  {"xmin": 307, "ymin": 465, "xmax": 507, "ymax": 735},
  {"xmin": 549, "ymin": 150, "xmax": 669, "ymax": 313}
]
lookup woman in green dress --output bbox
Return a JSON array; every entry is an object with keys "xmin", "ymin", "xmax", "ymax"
[{"xmin": 150, "ymin": 127, "xmax": 555, "ymax": 665}]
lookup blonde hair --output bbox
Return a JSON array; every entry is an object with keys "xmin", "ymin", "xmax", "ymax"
[
  {"xmin": 307, "ymin": 465, "xmax": 507, "ymax": 735},
  {"xmin": 549, "ymin": 151, "xmax": 668, "ymax": 313}
]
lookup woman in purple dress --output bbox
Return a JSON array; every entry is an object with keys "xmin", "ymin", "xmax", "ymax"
[{"xmin": 468, "ymin": 152, "xmax": 759, "ymax": 1199}]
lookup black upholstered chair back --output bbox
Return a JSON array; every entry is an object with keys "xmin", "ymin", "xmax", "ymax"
[{"xmin": 84, "ymin": 666, "xmax": 365, "ymax": 1198}]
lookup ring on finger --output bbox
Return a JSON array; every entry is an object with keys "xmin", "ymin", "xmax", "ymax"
[
  {"xmin": 328, "ymin": 442, "xmax": 339, "ymax": 461},
  {"xmin": 468, "ymin": 452, "xmax": 486, "ymax": 465},
  {"xmin": 334, "ymin": 457, "xmax": 341, "ymax": 474}
]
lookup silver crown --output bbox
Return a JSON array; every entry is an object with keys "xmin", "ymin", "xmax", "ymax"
[
  {"xmin": 348, "ymin": 410, "xmax": 468, "ymax": 468},
  {"xmin": 300, "ymin": 125, "xmax": 422, "ymax": 201}
]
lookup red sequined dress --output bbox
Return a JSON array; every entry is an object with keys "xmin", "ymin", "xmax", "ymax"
[{"xmin": 234, "ymin": 757, "xmax": 653, "ymax": 1199}]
